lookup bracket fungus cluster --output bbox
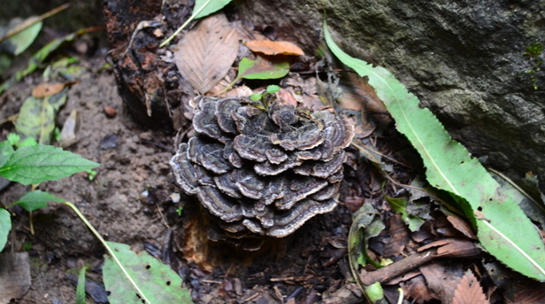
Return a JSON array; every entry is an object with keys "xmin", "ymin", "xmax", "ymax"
[{"xmin": 170, "ymin": 97, "xmax": 354, "ymax": 240}]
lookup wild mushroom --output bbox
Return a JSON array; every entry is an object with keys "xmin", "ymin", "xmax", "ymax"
[{"xmin": 170, "ymin": 97, "xmax": 354, "ymax": 240}]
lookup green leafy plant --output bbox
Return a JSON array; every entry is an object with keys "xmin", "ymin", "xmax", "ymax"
[
  {"xmin": 324, "ymin": 19, "xmax": 545, "ymax": 283},
  {"xmin": 250, "ymin": 84, "xmax": 280, "ymax": 100},
  {"xmin": 76, "ymin": 266, "xmax": 88, "ymax": 304},
  {"xmin": 523, "ymin": 42, "xmax": 543, "ymax": 90},
  {"xmin": 0, "ymin": 141, "xmax": 192, "ymax": 303}
]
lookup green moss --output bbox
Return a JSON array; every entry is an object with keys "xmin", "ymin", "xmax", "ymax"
[{"xmin": 523, "ymin": 42, "xmax": 543, "ymax": 90}]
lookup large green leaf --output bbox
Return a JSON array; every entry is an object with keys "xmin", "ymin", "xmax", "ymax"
[
  {"xmin": 324, "ymin": 21, "xmax": 545, "ymax": 280},
  {"xmin": 9, "ymin": 190, "xmax": 64, "ymax": 212},
  {"xmin": 0, "ymin": 209, "xmax": 10, "ymax": 252},
  {"xmin": 0, "ymin": 141, "xmax": 14, "ymax": 168},
  {"xmin": 193, "ymin": 0, "xmax": 232, "ymax": 19},
  {"xmin": 0, "ymin": 19, "xmax": 42, "ymax": 56},
  {"xmin": 103, "ymin": 242, "xmax": 193, "ymax": 304},
  {"xmin": 0, "ymin": 144, "xmax": 99, "ymax": 185}
]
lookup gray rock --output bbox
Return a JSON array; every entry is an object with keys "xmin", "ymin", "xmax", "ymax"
[{"xmin": 235, "ymin": 0, "xmax": 545, "ymax": 191}]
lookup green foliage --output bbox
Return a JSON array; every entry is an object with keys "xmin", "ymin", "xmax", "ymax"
[
  {"xmin": 0, "ymin": 144, "xmax": 99, "ymax": 185},
  {"xmin": 524, "ymin": 42, "xmax": 544, "ymax": 58},
  {"xmin": 103, "ymin": 242, "xmax": 193, "ymax": 304},
  {"xmin": 384, "ymin": 194, "xmax": 425, "ymax": 231},
  {"xmin": 175, "ymin": 206, "xmax": 184, "ymax": 216},
  {"xmin": 523, "ymin": 42, "xmax": 543, "ymax": 90},
  {"xmin": 348, "ymin": 203, "xmax": 386, "ymax": 304},
  {"xmin": 193, "ymin": 0, "xmax": 232, "ymax": 19},
  {"xmin": 22, "ymin": 242, "xmax": 33, "ymax": 251},
  {"xmin": 8, "ymin": 190, "xmax": 64, "ymax": 212},
  {"xmin": 86, "ymin": 169, "xmax": 97, "ymax": 181},
  {"xmin": 0, "ymin": 141, "xmax": 14, "ymax": 168},
  {"xmin": 76, "ymin": 266, "xmax": 88, "ymax": 304},
  {"xmin": 7, "ymin": 133, "xmax": 38, "ymax": 148},
  {"xmin": 324, "ymin": 20, "xmax": 545, "ymax": 280},
  {"xmin": 250, "ymin": 85, "xmax": 281, "ymax": 101},
  {"xmin": 237, "ymin": 57, "xmax": 290, "ymax": 81},
  {"xmin": 0, "ymin": 27, "xmax": 93, "ymax": 95},
  {"xmin": 1, "ymin": 21, "xmax": 43, "ymax": 56},
  {"xmin": 0, "ymin": 209, "xmax": 10, "ymax": 252},
  {"xmin": 15, "ymin": 89, "xmax": 68, "ymax": 144}
]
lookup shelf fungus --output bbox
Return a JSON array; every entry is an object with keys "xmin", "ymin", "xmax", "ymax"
[{"xmin": 170, "ymin": 97, "xmax": 354, "ymax": 240}]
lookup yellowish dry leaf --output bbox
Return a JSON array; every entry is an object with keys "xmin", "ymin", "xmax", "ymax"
[
  {"xmin": 245, "ymin": 40, "xmax": 304, "ymax": 56},
  {"xmin": 174, "ymin": 13, "xmax": 239, "ymax": 94},
  {"xmin": 31, "ymin": 83, "xmax": 67, "ymax": 98}
]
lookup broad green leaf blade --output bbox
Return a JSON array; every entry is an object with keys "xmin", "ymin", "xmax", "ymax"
[
  {"xmin": 76, "ymin": 267, "xmax": 87, "ymax": 304},
  {"xmin": 1, "ymin": 20, "xmax": 43, "ymax": 56},
  {"xmin": 0, "ymin": 141, "xmax": 14, "ymax": 168},
  {"xmin": 193, "ymin": 0, "xmax": 232, "ymax": 19},
  {"xmin": 15, "ymin": 89, "xmax": 68, "ymax": 144},
  {"xmin": 103, "ymin": 242, "xmax": 193, "ymax": 304},
  {"xmin": 236, "ymin": 57, "xmax": 290, "ymax": 80},
  {"xmin": 324, "ymin": 21, "xmax": 545, "ymax": 280},
  {"xmin": 16, "ymin": 97, "xmax": 51, "ymax": 144},
  {"xmin": 11, "ymin": 190, "xmax": 64, "ymax": 212},
  {"xmin": 0, "ymin": 144, "xmax": 99, "ymax": 185},
  {"xmin": 0, "ymin": 209, "xmax": 11, "ymax": 252}
]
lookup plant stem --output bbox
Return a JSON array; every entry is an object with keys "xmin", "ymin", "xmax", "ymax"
[
  {"xmin": 63, "ymin": 201, "xmax": 152, "ymax": 304},
  {"xmin": 159, "ymin": 0, "xmax": 213, "ymax": 47}
]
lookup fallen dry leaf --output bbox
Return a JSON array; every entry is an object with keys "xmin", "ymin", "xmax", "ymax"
[
  {"xmin": 31, "ymin": 82, "xmax": 68, "ymax": 98},
  {"xmin": 174, "ymin": 13, "xmax": 239, "ymax": 94},
  {"xmin": 420, "ymin": 261, "xmax": 463, "ymax": 303},
  {"xmin": 452, "ymin": 270, "xmax": 490, "ymax": 304},
  {"xmin": 245, "ymin": 40, "xmax": 304, "ymax": 56},
  {"xmin": 506, "ymin": 286, "xmax": 545, "ymax": 304},
  {"xmin": 401, "ymin": 275, "xmax": 433, "ymax": 303},
  {"xmin": 446, "ymin": 215, "xmax": 477, "ymax": 240}
]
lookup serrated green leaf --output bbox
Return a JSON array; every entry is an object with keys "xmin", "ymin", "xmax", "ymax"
[
  {"xmin": 103, "ymin": 241, "xmax": 193, "ymax": 304},
  {"xmin": 76, "ymin": 266, "xmax": 88, "ymax": 304},
  {"xmin": 324, "ymin": 20, "xmax": 545, "ymax": 280},
  {"xmin": 237, "ymin": 57, "xmax": 290, "ymax": 80},
  {"xmin": 193, "ymin": 0, "xmax": 232, "ymax": 19},
  {"xmin": 10, "ymin": 190, "xmax": 64, "ymax": 212},
  {"xmin": 0, "ymin": 209, "xmax": 11, "ymax": 252},
  {"xmin": 0, "ymin": 141, "xmax": 14, "ymax": 168},
  {"xmin": 0, "ymin": 144, "xmax": 99, "ymax": 185}
]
